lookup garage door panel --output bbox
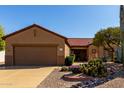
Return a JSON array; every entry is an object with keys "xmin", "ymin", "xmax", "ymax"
[{"xmin": 14, "ymin": 46, "xmax": 57, "ymax": 65}]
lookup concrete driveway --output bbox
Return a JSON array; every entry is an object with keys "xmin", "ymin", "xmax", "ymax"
[{"xmin": 0, "ymin": 66, "xmax": 56, "ymax": 88}]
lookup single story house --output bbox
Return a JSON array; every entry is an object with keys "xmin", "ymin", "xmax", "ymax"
[{"xmin": 2, "ymin": 24, "xmax": 104, "ymax": 66}]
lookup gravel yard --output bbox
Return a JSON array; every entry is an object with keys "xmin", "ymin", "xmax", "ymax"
[
  {"xmin": 96, "ymin": 70, "xmax": 124, "ymax": 88},
  {"xmin": 71, "ymin": 63, "xmax": 124, "ymax": 88},
  {"xmin": 37, "ymin": 68, "xmax": 80, "ymax": 88},
  {"xmin": 38, "ymin": 63, "xmax": 124, "ymax": 88}
]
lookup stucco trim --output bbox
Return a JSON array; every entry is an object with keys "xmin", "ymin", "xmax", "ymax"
[{"xmin": 12, "ymin": 43, "xmax": 58, "ymax": 47}]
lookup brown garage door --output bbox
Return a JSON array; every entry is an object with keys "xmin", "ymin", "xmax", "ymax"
[{"xmin": 14, "ymin": 46, "xmax": 57, "ymax": 66}]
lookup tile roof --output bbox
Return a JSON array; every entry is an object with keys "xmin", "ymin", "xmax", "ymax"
[{"xmin": 67, "ymin": 38, "xmax": 93, "ymax": 47}]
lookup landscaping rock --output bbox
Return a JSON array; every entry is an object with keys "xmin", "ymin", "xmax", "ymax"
[
  {"xmin": 72, "ymin": 77, "xmax": 113, "ymax": 88},
  {"xmin": 70, "ymin": 63, "xmax": 124, "ymax": 88},
  {"xmin": 77, "ymin": 83, "xmax": 82, "ymax": 87},
  {"xmin": 38, "ymin": 69, "xmax": 80, "ymax": 88},
  {"xmin": 38, "ymin": 63, "xmax": 124, "ymax": 88},
  {"xmin": 106, "ymin": 75, "xmax": 114, "ymax": 81},
  {"xmin": 63, "ymin": 74, "xmax": 93, "ymax": 81},
  {"xmin": 71, "ymin": 85, "xmax": 79, "ymax": 88}
]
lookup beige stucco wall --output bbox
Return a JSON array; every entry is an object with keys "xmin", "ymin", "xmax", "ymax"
[
  {"xmin": 64, "ymin": 44, "xmax": 70, "ymax": 58},
  {"xmin": 5, "ymin": 26, "xmax": 66, "ymax": 65},
  {"xmin": 88, "ymin": 45, "xmax": 104, "ymax": 60},
  {"xmin": 88, "ymin": 45, "xmax": 99, "ymax": 60}
]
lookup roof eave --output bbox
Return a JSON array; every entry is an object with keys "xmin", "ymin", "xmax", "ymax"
[{"xmin": 2, "ymin": 24, "xmax": 67, "ymax": 40}]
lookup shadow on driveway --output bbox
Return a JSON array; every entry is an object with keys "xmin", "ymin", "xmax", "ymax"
[{"xmin": 0, "ymin": 64, "xmax": 56, "ymax": 70}]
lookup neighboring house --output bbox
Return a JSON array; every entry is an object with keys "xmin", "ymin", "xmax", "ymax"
[
  {"xmin": 2, "ymin": 24, "xmax": 104, "ymax": 66},
  {"xmin": 0, "ymin": 51, "xmax": 5, "ymax": 63}
]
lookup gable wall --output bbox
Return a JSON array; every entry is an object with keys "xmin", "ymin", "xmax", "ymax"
[{"xmin": 5, "ymin": 27, "xmax": 66, "ymax": 65}]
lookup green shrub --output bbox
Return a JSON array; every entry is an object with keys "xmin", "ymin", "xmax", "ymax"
[
  {"xmin": 88, "ymin": 60, "xmax": 95, "ymax": 66},
  {"xmin": 88, "ymin": 58, "xmax": 102, "ymax": 66},
  {"xmin": 70, "ymin": 54, "xmax": 75, "ymax": 62},
  {"xmin": 65, "ymin": 55, "xmax": 75, "ymax": 66},
  {"xmin": 95, "ymin": 58, "xmax": 102, "ymax": 63},
  {"xmin": 79, "ymin": 64, "xmax": 87, "ymax": 73},
  {"xmin": 69, "ymin": 59, "xmax": 107, "ymax": 77},
  {"xmin": 61, "ymin": 66, "xmax": 69, "ymax": 71},
  {"xmin": 87, "ymin": 59, "xmax": 107, "ymax": 77}
]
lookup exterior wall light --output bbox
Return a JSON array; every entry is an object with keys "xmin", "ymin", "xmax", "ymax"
[{"xmin": 59, "ymin": 48, "xmax": 63, "ymax": 51}]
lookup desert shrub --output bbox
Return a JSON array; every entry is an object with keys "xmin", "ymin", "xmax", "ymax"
[
  {"xmin": 70, "ymin": 59, "xmax": 107, "ymax": 77},
  {"xmin": 88, "ymin": 60, "xmax": 95, "ymax": 66},
  {"xmin": 69, "ymin": 58, "xmax": 107, "ymax": 77},
  {"xmin": 88, "ymin": 58, "xmax": 102, "ymax": 66},
  {"xmin": 87, "ymin": 59, "xmax": 107, "ymax": 77},
  {"xmin": 79, "ymin": 64, "xmax": 88, "ymax": 73},
  {"xmin": 65, "ymin": 55, "xmax": 75, "ymax": 66},
  {"xmin": 95, "ymin": 58, "xmax": 102, "ymax": 64},
  {"xmin": 61, "ymin": 66, "xmax": 69, "ymax": 72}
]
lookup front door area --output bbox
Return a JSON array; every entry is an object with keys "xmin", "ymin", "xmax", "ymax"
[{"xmin": 71, "ymin": 49, "xmax": 87, "ymax": 62}]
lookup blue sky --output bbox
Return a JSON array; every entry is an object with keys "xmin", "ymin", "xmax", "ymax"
[{"xmin": 0, "ymin": 5, "xmax": 119, "ymax": 38}]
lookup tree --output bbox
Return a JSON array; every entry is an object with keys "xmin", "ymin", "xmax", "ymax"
[
  {"xmin": 0, "ymin": 25, "xmax": 5, "ymax": 51},
  {"xmin": 93, "ymin": 27, "xmax": 120, "ymax": 61}
]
